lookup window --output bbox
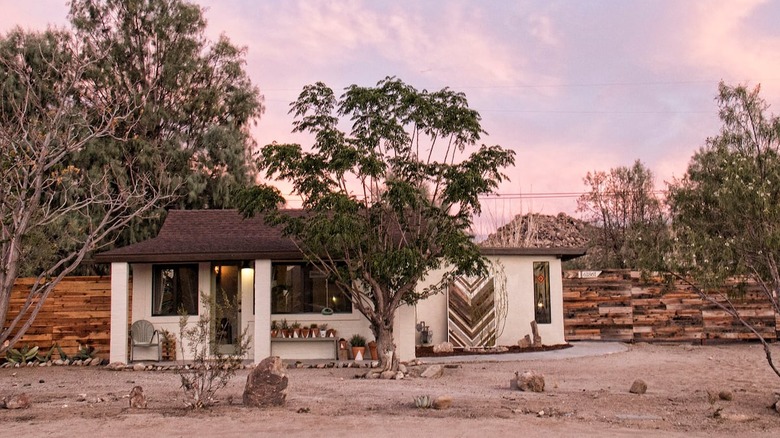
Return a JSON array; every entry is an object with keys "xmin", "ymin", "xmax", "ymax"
[
  {"xmin": 533, "ymin": 261, "xmax": 551, "ymax": 324},
  {"xmin": 152, "ymin": 264, "xmax": 198, "ymax": 316},
  {"xmin": 271, "ymin": 264, "xmax": 351, "ymax": 314}
]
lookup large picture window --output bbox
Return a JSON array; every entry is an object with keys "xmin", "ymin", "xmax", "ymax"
[
  {"xmin": 271, "ymin": 264, "xmax": 351, "ymax": 314},
  {"xmin": 533, "ymin": 261, "xmax": 551, "ymax": 324},
  {"xmin": 152, "ymin": 264, "xmax": 199, "ymax": 316}
]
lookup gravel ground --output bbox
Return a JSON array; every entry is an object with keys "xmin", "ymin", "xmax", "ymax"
[{"xmin": 2, "ymin": 342, "xmax": 780, "ymax": 437}]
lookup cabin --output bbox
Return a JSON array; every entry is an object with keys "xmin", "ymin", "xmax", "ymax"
[{"xmin": 94, "ymin": 210, "xmax": 584, "ymax": 363}]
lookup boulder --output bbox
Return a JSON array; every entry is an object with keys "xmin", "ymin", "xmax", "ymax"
[
  {"xmin": 517, "ymin": 335, "xmax": 532, "ymax": 349},
  {"xmin": 243, "ymin": 356, "xmax": 288, "ymax": 407},
  {"xmin": 629, "ymin": 379, "xmax": 647, "ymax": 395},
  {"xmin": 433, "ymin": 342, "xmax": 454, "ymax": 354},
  {"xmin": 129, "ymin": 386, "xmax": 147, "ymax": 408},
  {"xmin": 1, "ymin": 393, "xmax": 31, "ymax": 409},
  {"xmin": 420, "ymin": 364, "xmax": 444, "ymax": 379},
  {"xmin": 511, "ymin": 371, "xmax": 545, "ymax": 392},
  {"xmin": 719, "ymin": 390, "xmax": 733, "ymax": 401},
  {"xmin": 433, "ymin": 395, "xmax": 452, "ymax": 410}
]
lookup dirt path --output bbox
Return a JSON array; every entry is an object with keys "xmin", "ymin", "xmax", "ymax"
[{"xmin": 2, "ymin": 343, "xmax": 780, "ymax": 437}]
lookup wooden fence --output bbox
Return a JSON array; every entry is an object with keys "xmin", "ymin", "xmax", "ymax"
[
  {"xmin": 3, "ymin": 276, "xmax": 112, "ymax": 359},
  {"xmin": 563, "ymin": 270, "xmax": 780, "ymax": 342},
  {"xmin": 4, "ymin": 271, "xmax": 780, "ymax": 359}
]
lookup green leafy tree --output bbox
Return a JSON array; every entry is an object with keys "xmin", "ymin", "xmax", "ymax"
[
  {"xmin": 577, "ymin": 160, "xmax": 668, "ymax": 269},
  {"xmin": 668, "ymin": 82, "xmax": 780, "ymax": 379},
  {"xmin": 0, "ymin": 27, "xmax": 173, "ymax": 354},
  {"xmin": 68, "ymin": 0, "xmax": 264, "ymax": 245},
  {"xmin": 238, "ymin": 78, "xmax": 515, "ymax": 371}
]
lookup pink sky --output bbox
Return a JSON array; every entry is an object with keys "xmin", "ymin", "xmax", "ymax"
[{"xmin": 3, "ymin": 0, "xmax": 780, "ymax": 230}]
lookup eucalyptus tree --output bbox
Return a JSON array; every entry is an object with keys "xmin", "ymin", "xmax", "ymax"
[
  {"xmin": 0, "ymin": 28, "xmax": 173, "ymax": 353},
  {"xmin": 68, "ymin": 0, "xmax": 264, "ymax": 245},
  {"xmin": 668, "ymin": 82, "xmax": 780, "ymax": 378},
  {"xmin": 238, "ymin": 78, "xmax": 515, "ymax": 370}
]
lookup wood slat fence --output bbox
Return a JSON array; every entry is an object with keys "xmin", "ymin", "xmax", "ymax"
[
  {"xmin": 4, "ymin": 271, "xmax": 780, "ymax": 359},
  {"xmin": 563, "ymin": 270, "xmax": 780, "ymax": 342},
  {"xmin": 3, "ymin": 276, "xmax": 112, "ymax": 359}
]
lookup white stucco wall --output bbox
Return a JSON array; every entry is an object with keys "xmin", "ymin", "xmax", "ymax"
[
  {"xmin": 414, "ymin": 255, "xmax": 566, "ymax": 347},
  {"xmin": 115, "ymin": 253, "xmax": 564, "ymax": 363}
]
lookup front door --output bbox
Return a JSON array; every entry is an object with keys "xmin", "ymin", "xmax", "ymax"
[{"xmin": 213, "ymin": 264, "xmax": 240, "ymax": 354}]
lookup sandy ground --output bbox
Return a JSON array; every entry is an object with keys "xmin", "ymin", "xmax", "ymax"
[{"xmin": 2, "ymin": 342, "xmax": 780, "ymax": 437}]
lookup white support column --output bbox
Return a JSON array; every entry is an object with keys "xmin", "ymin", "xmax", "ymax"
[
  {"xmin": 109, "ymin": 262, "xmax": 130, "ymax": 364},
  {"xmin": 393, "ymin": 303, "xmax": 417, "ymax": 361},
  {"xmin": 253, "ymin": 259, "xmax": 272, "ymax": 362}
]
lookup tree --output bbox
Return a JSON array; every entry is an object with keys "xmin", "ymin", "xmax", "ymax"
[
  {"xmin": 68, "ymin": 0, "xmax": 264, "ymax": 246},
  {"xmin": 576, "ymin": 160, "xmax": 668, "ymax": 269},
  {"xmin": 667, "ymin": 83, "xmax": 780, "ymax": 379},
  {"xmin": 0, "ymin": 27, "xmax": 173, "ymax": 354},
  {"xmin": 238, "ymin": 78, "xmax": 515, "ymax": 371}
]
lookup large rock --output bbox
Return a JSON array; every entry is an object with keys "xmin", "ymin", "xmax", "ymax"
[
  {"xmin": 511, "ymin": 371, "xmax": 545, "ymax": 392},
  {"xmin": 129, "ymin": 386, "xmax": 147, "ymax": 408},
  {"xmin": 629, "ymin": 379, "xmax": 647, "ymax": 394},
  {"xmin": 433, "ymin": 342, "xmax": 454, "ymax": 354},
  {"xmin": 1, "ymin": 393, "xmax": 31, "ymax": 409},
  {"xmin": 243, "ymin": 356, "xmax": 288, "ymax": 407},
  {"xmin": 420, "ymin": 364, "xmax": 444, "ymax": 379}
]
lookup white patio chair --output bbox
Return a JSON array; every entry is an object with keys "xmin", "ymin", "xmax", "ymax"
[{"xmin": 130, "ymin": 319, "xmax": 161, "ymax": 362}]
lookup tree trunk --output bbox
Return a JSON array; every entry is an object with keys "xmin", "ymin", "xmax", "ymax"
[{"xmin": 374, "ymin": 323, "xmax": 397, "ymax": 372}]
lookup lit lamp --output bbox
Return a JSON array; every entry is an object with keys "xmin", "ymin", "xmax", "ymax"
[{"xmin": 241, "ymin": 261, "xmax": 255, "ymax": 278}]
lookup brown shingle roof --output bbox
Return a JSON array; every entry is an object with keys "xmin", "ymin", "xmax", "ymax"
[
  {"xmin": 93, "ymin": 209, "xmax": 302, "ymax": 263},
  {"xmin": 94, "ymin": 209, "xmax": 586, "ymax": 264}
]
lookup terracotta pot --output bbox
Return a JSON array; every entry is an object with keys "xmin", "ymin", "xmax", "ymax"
[
  {"xmin": 301, "ymin": 327, "xmax": 310, "ymax": 338},
  {"xmin": 292, "ymin": 328, "xmax": 301, "ymax": 338},
  {"xmin": 311, "ymin": 328, "xmax": 320, "ymax": 338},
  {"xmin": 367, "ymin": 341, "xmax": 378, "ymax": 360},
  {"xmin": 270, "ymin": 329, "xmax": 279, "ymax": 338},
  {"xmin": 281, "ymin": 329, "xmax": 290, "ymax": 338},
  {"xmin": 351, "ymin": 346, "xmax": 366, "ymax": 361},
  {"xmin": 326, "ymin": 329, "xmax": 337, "ymax": 338}
]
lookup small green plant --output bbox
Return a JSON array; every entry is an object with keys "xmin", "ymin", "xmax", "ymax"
[
  {"xmin": 280, "ymin": 319, "xmax": 289, "ymax": 330},
  {"xmin": 177, "ymin": 292, "xmax": 251, "ymax": 409},
  {"xmin": 309, "ymin": 323, "xmax": 318, "ymax": 329},
  {"xmin": 291, "ymin": 321, "xmax": 301, "ymax": 329},
  {"xmin": 349, "ymin": 334, "xmax": 366, "ymax": 347},
  {"xmin": 5, "ymin": 345, "xmax": 39, "ymax": 364},
  {"xmin": 271, "ymin": 320, "xmax": 279, "ymax": 330},
  {"xmin": 71, "ymin": 343, "xmax": 98, "ymax": 361},
  {"xmin": 414, "ymin": 394, "xmax": 434, "ymax": 409}
]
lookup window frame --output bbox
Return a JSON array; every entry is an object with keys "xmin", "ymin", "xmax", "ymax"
[
  {"xmin": 533, "ymin": 261, "xmax": 552, "ymax": 324},
  {"xmin": 151, "ymin": 264, "xmax": 199, "ymax": 317},
  {"xmin": 270, "ymin": 263, "xmax": 352, "ymax": 315}
]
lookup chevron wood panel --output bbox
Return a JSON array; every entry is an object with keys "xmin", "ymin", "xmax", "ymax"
[{"xmin": 448, "ymin": 276, "xmax": 496, "ymax": 348}]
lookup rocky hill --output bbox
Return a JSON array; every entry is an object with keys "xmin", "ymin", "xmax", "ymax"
[{"xmin": 481, "ymin": 212, "xmax": 591, "ymax": 248}]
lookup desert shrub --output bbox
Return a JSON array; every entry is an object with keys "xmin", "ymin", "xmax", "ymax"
[{"xmin": 177, "ymin": 292, "xmax": 251, "ymax": 408}]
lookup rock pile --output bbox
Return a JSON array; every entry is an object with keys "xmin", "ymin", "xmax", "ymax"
[{"xmin": 481, "ymin": 213, "xmax": 590, "ymax": 248}]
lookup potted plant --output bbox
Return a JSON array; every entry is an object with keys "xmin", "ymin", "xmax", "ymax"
[
  {"xmin": 319, "ymin": 323, "xmax": 329, "ymax": 337},
  {"xmin": 271, "ymin": 320, "xmax": 280, "ymax": 338},
  {"xmin": 310, "ymin": 323, "xmax": 320, "ymax": 338},
  {"xmin": 301, "ymin": 323, "xmax": 311, "ymax": 339},
  {"xmin": 326, "ymin": 327, "xmax": 337, "ymax": 338},
  {"xmin": 350, "ymin": 334, "xmax": 366, "ymax": 360},
  {"xmin": 280, "ymin": 319, "xmax": 290, "ymax": 338},
  {"xmin": 160, "ymin": 329, "xmax": 176, "ymax": 361},
  {"xmin": 367, "ymin": 340, "xmax": 378, "ymax": 361},
  {"xmin": 291, "ymin": 321, "xmax": 302, "ymax": 338}
]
